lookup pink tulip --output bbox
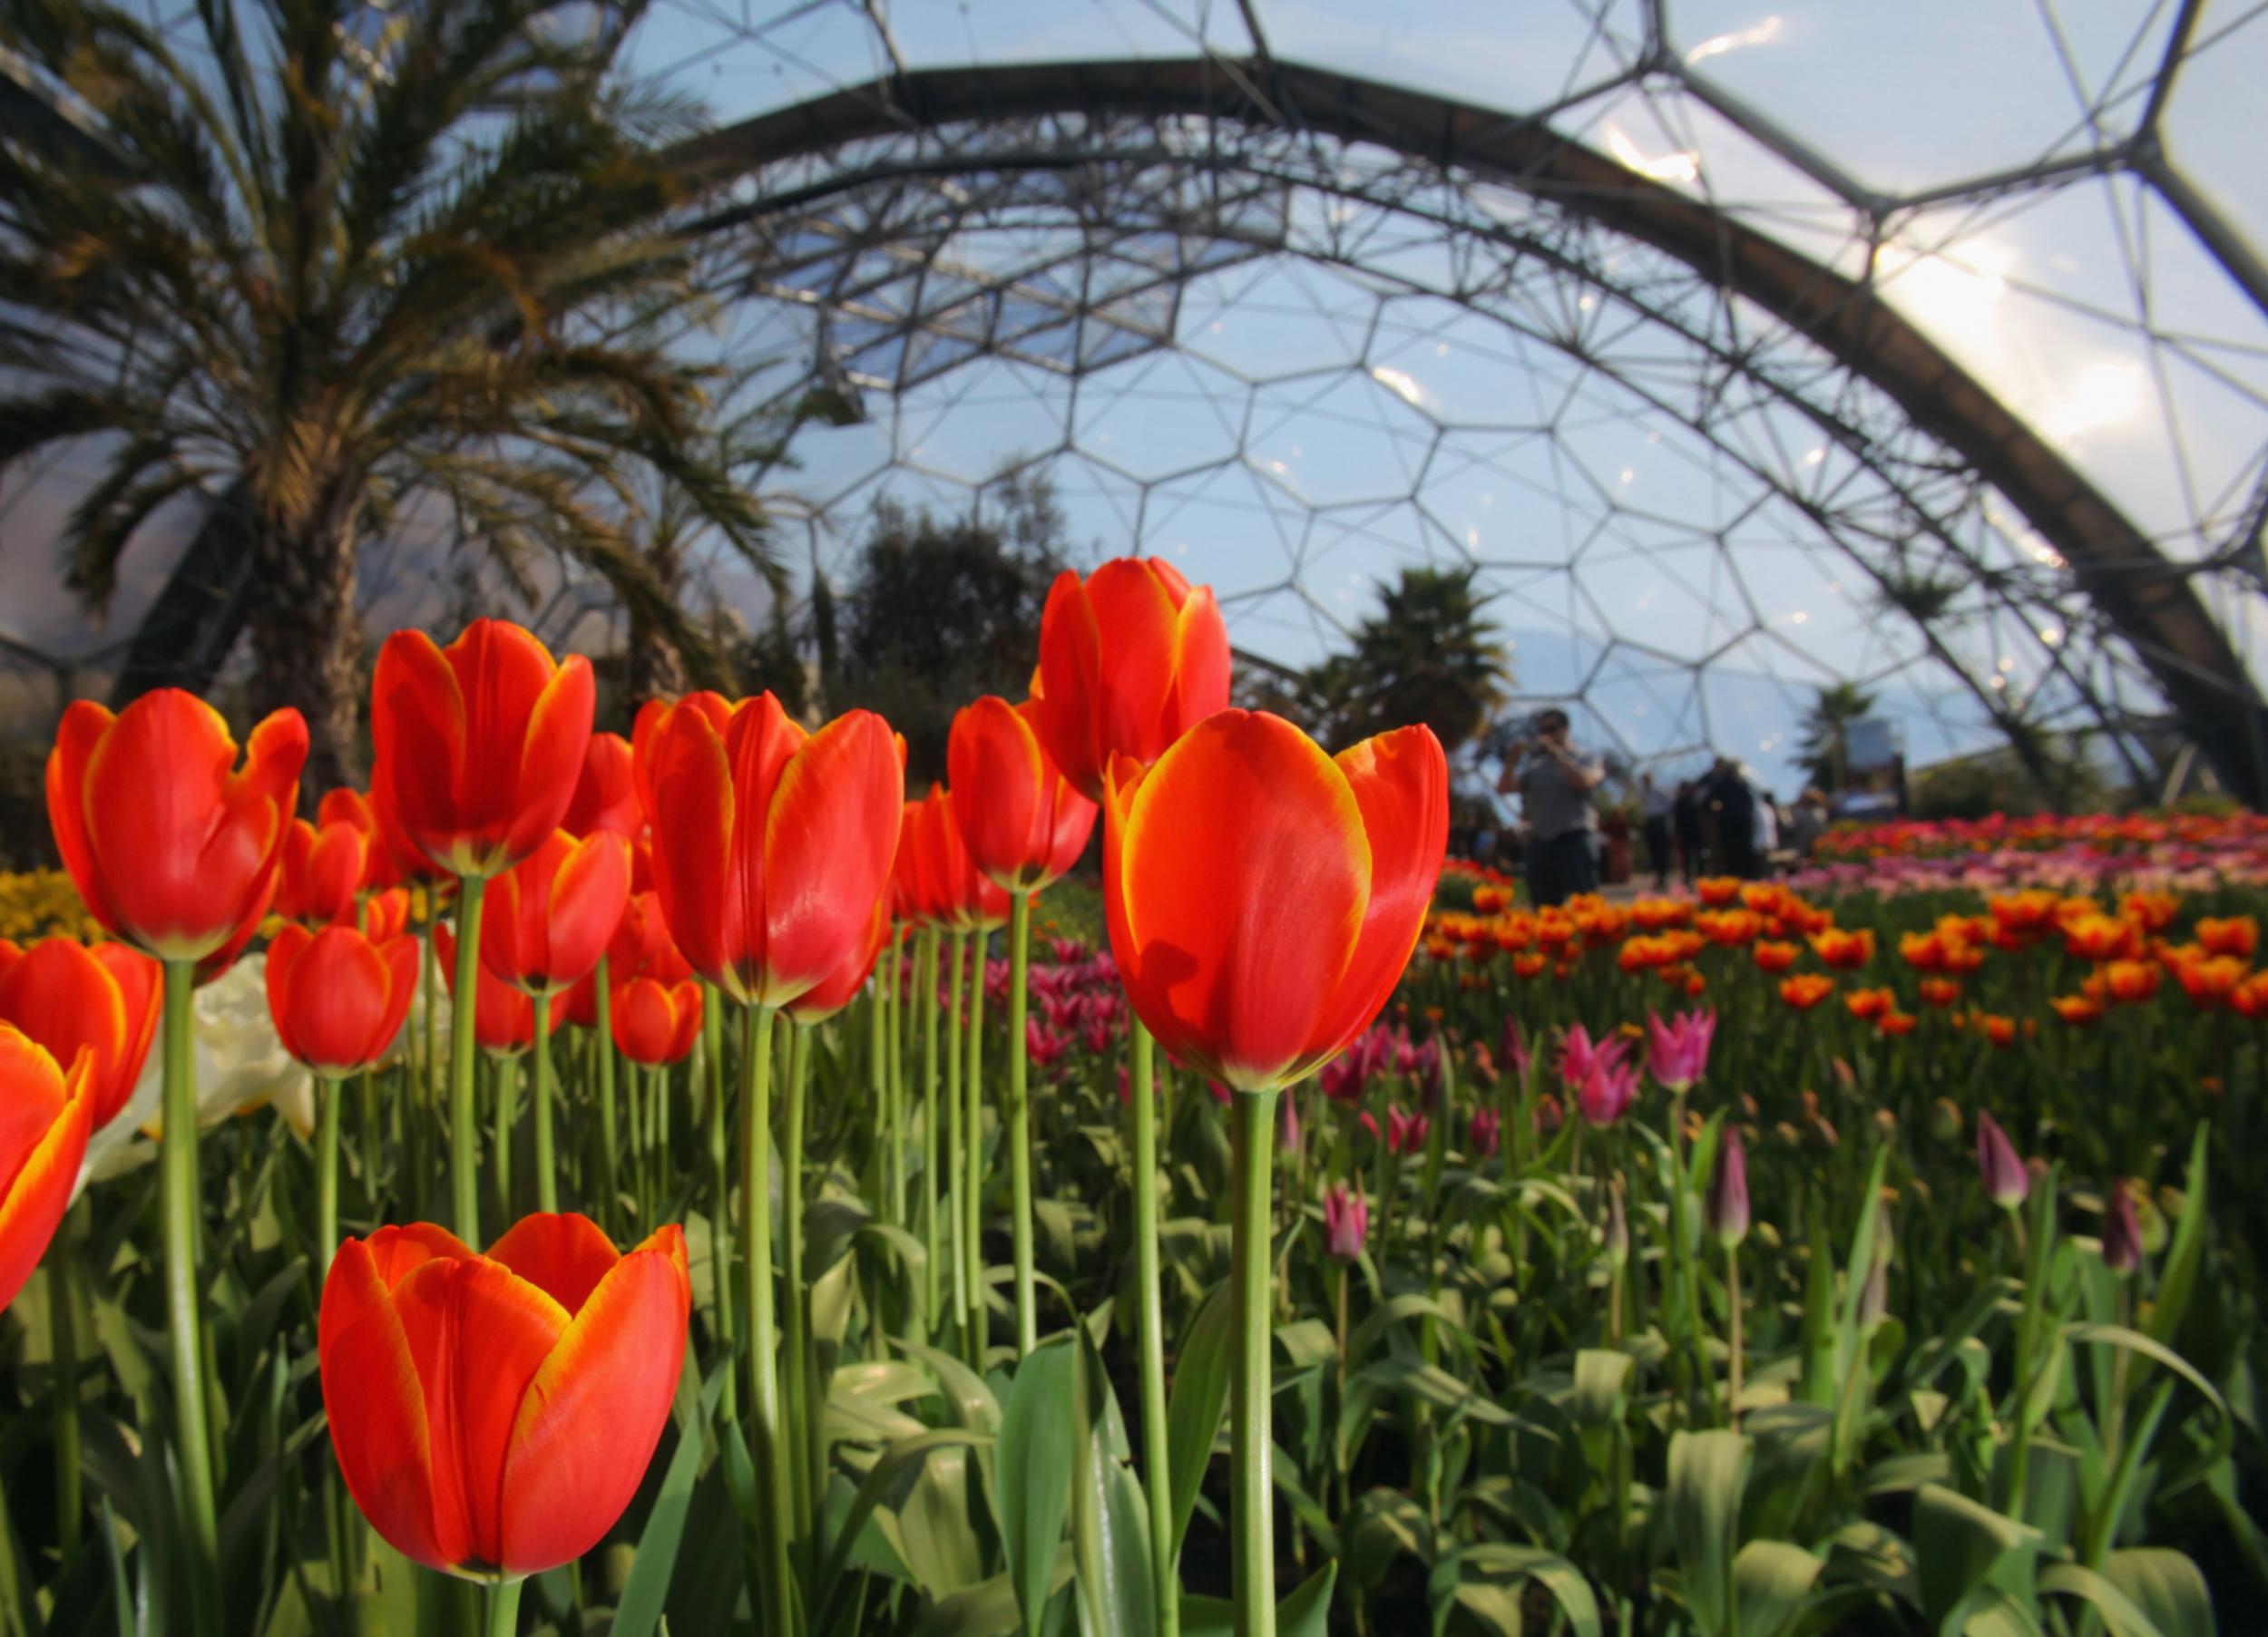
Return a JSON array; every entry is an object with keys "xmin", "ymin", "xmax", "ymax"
[
  {"xmin": 1470, "ymin": 1108, "xmax": 1501, "ymax": 1160},
  {"xmin": 2102, "ymin": 1182, "xmax": 2142, "ymax": 1275},
  {"xmin": 1976, "ymin": 1111, "xmax": 2028, "ymax": 1210},
  {"xmin": 1578, "ymin": 1054, "xmax": 1639, "ymax": 1129},
  {"xmin": 1647, "ymin": 1008, "xmax": 1717, "ymax": 1092},
  {"xmin": 1500, "ymin": 1016, "xmax": 1531, "ymax": 1084},
  {"xmin": 1560, "ymin": 1023, "xmax": 1628, "ymax": 1092},
  {"xmin": 1323, "ymin": 1183, "xmax": 1369, "ymax": 1262},
  {"xmin": 1706, "ymin": 1127, "xmax": 1749, "ymax": 1247},
  {"xmin": 1386, "ymin": 1106, "xmax": 1430, "ymax": 1156}
]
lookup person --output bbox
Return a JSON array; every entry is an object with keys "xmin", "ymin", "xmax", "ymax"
[
  {"xmin": 1638, "ymin": 772, "xmax": 1675, "ymax": 890},
  {"xmin": 1496, "ymin": 707, "xmax": 1604, "ymax": 907},
  {"xmin": 1786, "ymin": 787, "xmax": 1829, "ymax": 857},
  {"xmin": 1752, "ymin": 786, "xmax": 1780, "ymax": 873},
  {"xmin": 1672, "ymin": 778, "xmax": 1704, "ymax": 883},
  {"xmin": 1705, "ymin": 756, "xmax": 1759, "ymax": 880}
]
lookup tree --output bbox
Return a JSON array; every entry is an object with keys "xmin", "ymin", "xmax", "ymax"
[
  {"xmin": 1303, "ymin": 567, "xmax": 1509, "ymax": 753},
  {"xmin": 1796, "ymin": 681, "xmax": 1880, "ymax": 791},
  {"xmin": 829, "ymin": 473, "xmax": 1072, "ymax": 783},
  {"xmin": 0, "ymin": 0, "xmax": 774, "ymax": 793}
]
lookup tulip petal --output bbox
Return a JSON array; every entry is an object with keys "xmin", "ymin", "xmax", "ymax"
[
  {"xmin": 541, "ymin": 833, "xmax": 631, "ymax": 992},
  {"xmin": 502, "ymin": 657, "xmax": 596, "ymax": 868},
  {"xmin": 499, "ymin": 1226, "xmax": 689, "ymax": 1575},
  {"xmin": 1031, "ymin": 570, "xmax": 1107, "ymax": 801},
  {"xmin": 486, "ymin": 1212, "xmax": 622, "ymax": 1316},
  {"xmin": 372, "ymin": 935, "xmax": 422, "ymax": 1064},
  {"xmin": 649, "ymin": 710, "xmax": 741, "ymax": 997},
  {"xmin": 0, "ymin": 1034, "xmax": 86, "ymax": 1313},
  {"xmin": 1163, "ymin": 585, "xmax": 1231, "ymax": 740},
  {"xmin": 949, "ymin": 697, "xmax": 1050, "ymax": 891},
  {"xmin": 45, "ymin": 703, "xmax": 124, "ymax": 936},
  {"xmin": 1113, "ymin": 711, "xmax": 1369, "ymax": 1089},
  {"xmin": 758, "ymin": 710, "xmax": 900, "ymax": 1006},
  {"xmin": 319, "ymin": 1239, "xmax": 452, "ymax": 1570},
  {"xmin": 1080, "ymin": 560, "xmax": 1182, "ymax": 766},
  {"xmin": 364, "ymin": 1223, "xmax": 477, "ymax": 1289},
  {"xmin": 388, "ymin": 1253, "xmax": 570, "ymax": 1570},
  {"xmin": 1305, "ymin": 726, "xmax": 1449, "ymax": 1070}
]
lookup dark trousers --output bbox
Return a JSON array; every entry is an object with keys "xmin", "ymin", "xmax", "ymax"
[
  {"xmin": 1643, "ymin": 816, "xmax": 1672, "ymax": 888},
  {"xmin": 1526, "ymin": 829, "xmax": 1598, "ymax": 908}
]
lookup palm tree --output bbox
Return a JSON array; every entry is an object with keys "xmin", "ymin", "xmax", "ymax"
[
  {"xmin": 1796, "ymin": 681, "xmax": 1880, "ymax": 791},
  {"xmin": 0, "ymin": 0, "xmax": 774, "ymax": 792},
  {"xmin": 1310, "ymin": 566, "xmax": 1510, "ymax": 753}
]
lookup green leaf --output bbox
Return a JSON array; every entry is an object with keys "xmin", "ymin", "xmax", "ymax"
[
  {"xmin": 818, "ymin": 1429, "xmax": 992, "ymax": 1616},
  {"xmin": 613, "ymin": 1361, "xmax": 730, "ymax": 1637},
  {"xmin": 1274, "ymin": 1319, "xmax": 1337, "ymax": 1370},
  {"xmin": 1166, "ymin": 1285, "xmax": 1234, "ymax": 1563},
  {"xmin": 2145, "ymin": 1124, "xmax": 2209, "ymax": 1350},
  {"xmin": 2038, "ymin": 1564, "xmax": 2174, "ymax": 1637},
  {"xmin": 1070, "ymin": 1322, "xmax": 1154, "ymax": 1637},
  {"xmin": 1353, "ymin": 1358, "xmax": 1515, "ymax": 1427},
  {"xmin": 914, "ymin": 1555, "xmax": 1073, "ymax": 1637},
  {"xmin": 1571, "ymin": 1350, "xmax": 1633, "ymax": 1427},
  {"xmin": 1668, "ymin": 1429, "xmax": 1751, "ymax": 1637},
  {"xmin": 1280, "ymin": 1560, "xmax": 1336, "ymax": 1637},
  {"xmin": 1346, "ymin": 1293, "xmax": 1472, "ymax": 1368},
  {"xmin": 1911, "ymin": 1484, "xmax": 2043, "ymax": 1629},
  {"xmin": 1000, "ymin": 1338, "xmax": 1079, "ymax": 1636},
  {"xmin": 2104, "ymin": 1549, "xmax": 2216, "ymax": 1637},
  {"xmin": 1452, "ymin": 1545, "xmax": 1602, "ymax": 1637},
  {"xmin": 1732, "ymin": 1541, "xmax": 1822, "ymax": 1637}
]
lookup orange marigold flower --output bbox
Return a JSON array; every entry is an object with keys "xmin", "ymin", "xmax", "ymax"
[
  {"xmin": 1779, "ymin": 974, "xmax": 1834, "ymax": 1010},
  {"xmin": 2197, "ymin": 915, "xmax": 2258, "ymax": 960},
  {"xmin": 1810, "ymin": 928, "xmax": 1875, "ymax": 970}
]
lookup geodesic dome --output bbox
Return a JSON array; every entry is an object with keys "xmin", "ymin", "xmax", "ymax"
[{"xmin": 4, "ymin": 0, "xmax": 2265, "ymax": 804}]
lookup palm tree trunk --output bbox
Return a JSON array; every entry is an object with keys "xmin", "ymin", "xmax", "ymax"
[
  {"xmin": 245, "ymin": 511, "xmax": 364, "ymax": 802},
  {"xmin": 621, "ymin": 608, "xmax": 690, "ymax": 704}
]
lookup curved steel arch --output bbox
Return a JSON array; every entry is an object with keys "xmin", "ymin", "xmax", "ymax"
[{"xmin": 672, "ymin": 54, "xmax": 2268, "ymax": 804}]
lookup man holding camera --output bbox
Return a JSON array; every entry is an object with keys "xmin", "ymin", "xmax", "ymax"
[{"xmin": 1495, "ymin": 707, "xmax": 1605, "ymax": 907}]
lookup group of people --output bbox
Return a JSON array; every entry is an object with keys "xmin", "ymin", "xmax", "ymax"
[{"xmin": 1492, "ymin": 710, "xmax": 1833, "ymax": 908}]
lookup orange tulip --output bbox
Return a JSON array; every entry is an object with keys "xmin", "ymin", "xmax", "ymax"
[
  {"xmin": 364, "ymin": 888, "xmax": 412, "ymax": 943},
  {"xmin": 562, "ymin": 732, "xmax": 642, "ymax": 843},
  {"xmin": 947, "ymin": 697, "xmax": 1099, "ymax": 893},
  {"xmin": 434, "ymin": 926, "xmax": 534, "ymax": 1054},
  {"xmin": 611, "ymin": 978, "xmax": 704, "ymax": 1067},
  {"xmin": 46, "ymin": 690, "xmax": 308, "ymax": 966},
  {"xmin": 1876, "ymin": 1010, "xmax": 1918, "ymax": 1038},
  {"xmin": 897, "ymin": 786, "xmax": 1011, "ymax": 931},
  {"xmin": 1752, "ymin": 940, "xmax": 1798, "ymax": 973},
  {"xmin": 646, "ymin": 694, "xmax": 901, "ymax": 1009},
  {"xmin": 267, "ymin": 925, "xmax": 420, "ymax": 1077},
  {"xmin": 2051, "ymin": 992, "xmax": 2106, "ymax": 1027},
  {"xmin": 2197, "ymin": 915, "xmax": 2258, "ymax": 960},
  {"xmin": 1696, "ymin": 877, "xmax": 1742, "ymax": 907},
  {"xmin": 2062, "ymin": 912, "xmax": 2137, "ymax": 963},
  {"xmin": 318, "ymin": 1213, "xmax": 689, "ymax": 1578},
  {"xmin": 1918, "ymin": 978, "xmax": 1963, "ymax": 1009},
  {"xmin": 1978, "ymin": 1013, "xmax": 2019, "ymax": 1048},
  {"xmin": 277, "ymin": 814, "xmax": 371, "ymax": 925},
  {"xmin": 0, "ymin": 1027, "xmax": 95, "ymax": 1313},
  {"xmin": 631, "ymin": 692, "xmax": 731, "ymax": 825},
  {"xmin": 2104, "ymin": 959, "xmax": 2161, "ymax": 1005},
  {"xmin": 1843, "ymin": 986, "xmax": 1894, "ymax": 1022},
  {"xmin": 1100, "ymin": 710, "xmax": 1446, "ymax": 1091},
  {"xmin": 1779, "ymin": 974, "xmax": 1834, "ymax": 1010},
  {"xmin": 480, "ymin": 831, "xmax": 631, "ymax": 998},
  {"xmin": 317, "ymin": 788, "xmax": 401, "ymax": 892},
  {"xmin": 371, "ymin": 620, "xmax": 594, "ymax": 880},
  {"xmin": 0, "ymin": 937, "xmax": 160, "ymax": 1130},
  {"xmin": 1809, "ymin": 928, "xmax": 1875, "ymax": 970},
  {"xmin": 2170, "ymin": 952, "xmax": 2246, "ymax": 1009},
  {"xmin": 1029, "ymin": 558, "xmax": 1231, "ymax": 802},
  {"xmin": 787, "ymin": 897, "xmax": 891, "ymax": 1026}
]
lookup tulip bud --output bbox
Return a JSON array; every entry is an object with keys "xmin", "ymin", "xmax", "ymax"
[
  {"xmin": 1976, "ymin": 1111, "xmax": 2028, "ymax": 1209},
  {"xmin": 1857, "ymin": 1249, "xmax": 1889, "ymax": 1332},
  {"xmin": 1322, "ymin": 1182, "xmax": 1368, "ymax": 1262},
  {"xmin": 1706, "ymin": 1127, "xmax": 1749, "ymax": 1249},
  {"xmin": 1469, "ymin": 1107, "xmax": 1501, "ymax": 1160},
  {"xmin": 2101, "ymin": 1180, "xmax": 2142, "ymax": 1276}
]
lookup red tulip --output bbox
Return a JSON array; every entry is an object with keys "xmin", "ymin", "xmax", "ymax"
[
  {"xmin": 947, "ymin": 697, "xmax": 1098, "ymax": 893},
  {"xmin": 1029, "ymin": 558, "xmax": 1231, "ymax": 802},
  {"xmin": 646, "ymin": 694, "xmax": 900, "ymax": 1009},
  {"xmin": 0, "ymin": 1027, "xmax": 95, "ymax": 1313},
  {"xmin": 364, "ymin": 887, "xmax": 412, "ymax": 943},
  {"xmin": 631, "ymin": 692, "xmax": 732, "ymax": 826},
  {"xmin": 0, "ymin": 937, "xmax": 160, "ymax": 1130},
  {"xmin": 267, "ymin": 925, "xmax": 420, "ymax": 1077},
  {"xmin": 611, "ymin": 978, "xmax": 704, "ymax": 1067},
  {"xmin": 434, "ymin": 925, "xmax": 535, "ymax": 1054},
  {"xmin": 559, "ymin": 891, "xmax": 686, "ymax": 1030},
  {"xmin": 371, "ymin": 620, "xmax": 594, "ymax": 879},
  {"xmin": 46, "ymin": 690, "xmax": 308, "ymax": 965},
  {"xmin": 786, "ymin": 896, "xmax": 890, "ymax": 1025},
  {"xmin": 277, "ymin": 814, "xmax": 370, "ymax": 924},
  {"xmin": 318, "ymin": 788, "xmax": 402, "ymax": 892},
  {"xmin": 1101, "ymin": 710, "xmax": 1446, "ymax": 1091},
  {"xmin": 480, "ymin": 831, "xmax": 631, "ymax": 998},
  {"xmin": 318, "ymin": 1213, "xmax": 689, "ymax": 1578},
  {"xmin": 896, "ymin": 785, "xmax": 1009, "ymax": 931},
  {"xmin": 563, "ymin": 733, "xmax": 642, "ymax": 842}
]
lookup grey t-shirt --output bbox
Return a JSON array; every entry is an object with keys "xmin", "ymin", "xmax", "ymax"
[{"xmin": 1517, "ymin": 745, "xmax": 1602, "ymax": 840}]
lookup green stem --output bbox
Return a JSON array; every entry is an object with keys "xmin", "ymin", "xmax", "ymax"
[
  {"xmin": 1725, "ymin": 1247, "xmax": 1744, "ymax": 1431},
  {"xmin": 918, "ymin": 931, "xmax": 939, "ymax": 1342},
  {"xmin": 419, "ymin": 905, "xmax": 437, "ymax": 1217},
  {"xmin": 943, "ymin": 932, "xmax": 968, "ymax": 1351},
  {"xmin": 1231, "ymin": 1088, "xmax": 1279, "ymax": 1637},
  {"xmin": 50, "ymin": 1213, "xmax": 83, "ymax": 1558},
  {"xmin": 595, "ymin": 954, "xmax": 619, "ymax": 1229},
  {"xmin": 493, "ymin": 1054, "xmax": 516, "ymax": 1223},
  {"xmin": 703, "ymin": 983, "xmax": 736, "ymax": 1414},
  {"xmin": 533, "ymin": 995, "xmax": 556, "ymax": 1215},
  {"xmin": 741, "ymin": 1005, "xmax": 797, "ymax": 1636},
  {"xmin": 450, "ymin": 874, "xmax": 489, "ymax": 1242},
  {"xmin": 781, "ymin": 1025, "xmax": 814, "ymax": 1541},
  {"xmin": 1131, "ymin": 1020, "xmax": 1179, "ymax": 1637},
  {"xmin": 161, "ymin": 960, "xmax": 222, "ymax": 1631},
  {"xmin": 317, "ymin": 1072, "xmax": 342, "ymax": 1278},
  {"xmin": 964, "ymin": 929, "xmax": 989, "ymax": 1359},
  {"xmin": 1009, "ymin": 890, "xmax": 1036, "ymax": 1356},
  {"xmin": 486, "ymin": 1575, "xmax": 523, "ymax": 1637}
]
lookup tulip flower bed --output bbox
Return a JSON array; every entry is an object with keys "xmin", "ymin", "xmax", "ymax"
[{"xmin": 0, "ymin": 588, "xmax": 2258, "ymax": 1636}]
